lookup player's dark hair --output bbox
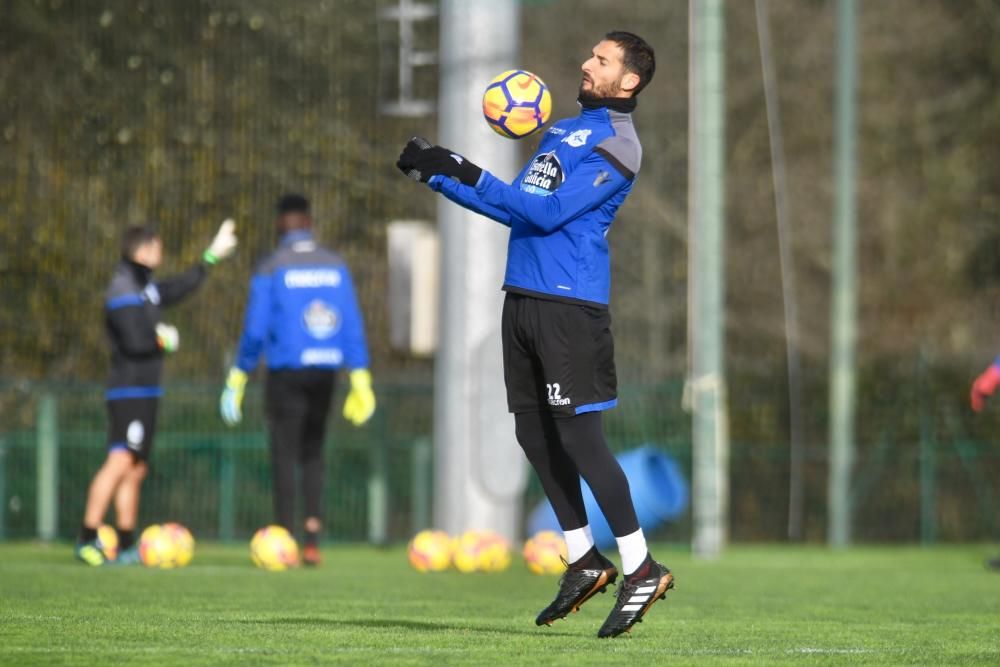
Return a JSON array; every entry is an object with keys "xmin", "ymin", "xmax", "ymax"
[
  {"xmin": 121, "ymin": 225, "xmax": 159, "ymax": 260},
  {"xmin": 277, "ymin": 193, "xmax": 310, "ymax": 215},
  {"xmin": 605, "ymin": 30, "xmax": 655, "ymax": 96}
]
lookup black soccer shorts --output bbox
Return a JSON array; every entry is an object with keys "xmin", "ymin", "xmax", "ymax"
[
  {"xmin": 106, "ymin": 397, "xmax": 159, "ymax": 461},
  {"xmin": 501, "ymin": 292, "xmax": 617, "ymax": 417}
]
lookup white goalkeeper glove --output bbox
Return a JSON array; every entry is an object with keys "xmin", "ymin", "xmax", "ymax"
[{"xmin": 203, "ymin": 219, "xmax": 237, "ymax": 265}]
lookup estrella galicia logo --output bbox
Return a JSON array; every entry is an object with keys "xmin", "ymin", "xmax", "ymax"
[
  {"xmin": 520, "ymin": 151, "xmax": 564, "ymax": 196},
  {"xmin": 302, "ymin": 299, "xmax": 340, "ymax": 339}
]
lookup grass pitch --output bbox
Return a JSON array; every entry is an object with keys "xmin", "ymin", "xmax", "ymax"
[{"xmin": 1, "ymin": 543, "xmax": 999, "ymax": 665}]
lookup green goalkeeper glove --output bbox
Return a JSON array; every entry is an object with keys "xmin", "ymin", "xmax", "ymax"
[{"xmin": 220, "ymin": 367, "xmax": 248, "ymax": 426}]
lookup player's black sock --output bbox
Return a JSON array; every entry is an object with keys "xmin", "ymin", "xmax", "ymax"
[
  {"xmin": 625, "ymin": 552, "xmax": 654, "ymax": 581},
  {"xmin": 117, "ymin": 528, "xmax": 135, "ymax": 550},
  {"xmin": 78, "ymin": 525, "xmax": 98, "ymax": 543},
  {"xmin": 304, "ymin": 530, "xmax": 320, "ymax": 547}
]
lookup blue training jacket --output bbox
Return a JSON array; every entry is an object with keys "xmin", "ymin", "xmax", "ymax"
[
  {"xmin": 429, "ymin": 101, "xmax": 642, "ymax": 307},
  {"xmin": 234, "ymin": 230, "xmax": 369, "ymax": 372}
]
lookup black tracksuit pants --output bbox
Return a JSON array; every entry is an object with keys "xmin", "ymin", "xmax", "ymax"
[{"xmin": 265, "ymin": 369, "xmax": 336, "ymax": 532}]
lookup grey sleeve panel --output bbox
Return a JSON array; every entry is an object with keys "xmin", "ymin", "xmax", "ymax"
[{"xmin": 597, "ymin": 110, "xmax": 643, "ymax": 179}]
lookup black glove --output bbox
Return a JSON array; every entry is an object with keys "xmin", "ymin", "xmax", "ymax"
[{"xmin": 396, "ymin": 136, "xmax": 483, "ymax": 187}]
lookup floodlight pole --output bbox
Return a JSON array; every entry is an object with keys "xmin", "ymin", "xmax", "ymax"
[
  {"xmin": 433, "ymin": 0, "xmax": 527, "ymax": 542},
  {"xmin": 828, "ymin": 0, "xmax": 859, "ymax": 549},
  {"xmin": 689, "ymin": 0, "xmax": 729, "ymax": 559}
]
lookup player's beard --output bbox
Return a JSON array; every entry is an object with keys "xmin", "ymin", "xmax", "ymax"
[{"xmin": 578, "ymin": 75, "xmax": 623, "ymax": 101}]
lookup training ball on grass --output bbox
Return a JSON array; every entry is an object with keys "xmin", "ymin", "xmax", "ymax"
[
  {"xmin": 452, "ymin": 530, "xmax": 487, "ymax": 573},
  {"xmin": 96, "ymin": 524, "xmax": 118, "ymax": 561},
  {"xmin": 482, "ymin": 69, "xmax": 552, "ymax": 139},
  {"xmin": 250, "ymin": 525, "xmax": 300, "ymax": 571},
  {"xmin": 407, "ymin": 529, "xmax": 454, "ymax": 572},
  {"xmin": 140, "ymin": 522, "xmax": 193, "ymax": 568},
  {"xmin": 476, "ymin": 530, "xmax": 512, "ymax": 573},
  {"xmin": 162, "ymin": 522, "xmax": 195, "ymax": 567},
  {"xmin": 523, "ymin": 531, "xmax": 568, "ymax": 575},
  {"xmin": 452, "ymin": 530, "xmax": 511, "ymax": 573}
]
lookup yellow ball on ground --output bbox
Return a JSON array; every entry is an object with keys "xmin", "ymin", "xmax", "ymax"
[
  {"xmin": 407, "ymin": 529, "xmax": 454, "ymax": 573},
  {"xmin": 523, "ymin": 531, "xmax": 568, "ymax": 575},
  {"xmin": 452, "ymin": 530, "xmax": 489, "ymax": 573},
  {"xmin": 139, "ymin": 523, "xmax": 193, "ymax": 569},
  {"xmin": 96, "ymin": 524, "xmax": 118, "ymax": 561},
  {"xmin": 250, "ymin": 525, "xmax": 300, "ymax": 571},
  {"xmin": 477, "ymin": 530, "xmax": 512, "ymax": 573},
  {"xmin": 161, "ymin": 522, "xmax": 195, "ymax": 567}
]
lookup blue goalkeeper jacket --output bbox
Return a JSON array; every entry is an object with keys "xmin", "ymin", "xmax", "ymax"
[
  {"xmin": 234, "ymin": 230, "xmax": 369, "ymax": 372},
  {"xmin": 429, "ymin": 98, "xmax": 642, "ymax": 307}
]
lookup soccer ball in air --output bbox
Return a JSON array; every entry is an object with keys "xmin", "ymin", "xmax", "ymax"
[
  {"xmin": 139, "ymin": 522, "xmax": 195, "ymax": 568},
  {"xmin": 250, "ymin": 525, "xmax": 300, "ymax": 571},
  {"xmin": 407, "ymin": 529, "xmax": 454, "ymax": 573},
  {"xmin": 523, "ymin": 531, "xmax": 568, "ymax": 575},
  {"xmin": 482, "ymin": 69, "xmax": 552, "ymax": 139},
  {"xmin": 96, "ymin": 524, "xmax": 119, "ymax": 561}
]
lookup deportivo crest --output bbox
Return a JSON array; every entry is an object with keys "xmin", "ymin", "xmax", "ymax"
[
  {"xmin": 562, "ymin": 129, "xmax": 592, "ymax": 148},
  {"xmin": 520, "ymin": 151, "xmax": 564, "ymax": 196},
  {"xmin": 302, "ymin": 299, "xmax": 340, "ymax": 339}
]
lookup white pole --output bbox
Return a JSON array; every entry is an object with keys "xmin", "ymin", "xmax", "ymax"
[
  {"xmin": 433, "ymin": 0, "xmax": 527, "ymax": 542},
  {"xmin": 689, "ymin": 0, "xmax": 729, "ymax": 559}
]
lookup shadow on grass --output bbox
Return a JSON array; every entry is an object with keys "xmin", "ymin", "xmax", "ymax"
[{"xmin": 231, "ymin": 616, "xmax": 578, "ymax": 637}]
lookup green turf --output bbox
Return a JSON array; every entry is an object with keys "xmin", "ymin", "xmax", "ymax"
[{"xmin": 1, "ymin": 543, "xmax": 999, "ymax": 665}]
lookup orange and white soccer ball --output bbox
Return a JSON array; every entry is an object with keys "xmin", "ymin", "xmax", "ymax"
[
  {"xmin": 139, "ymin": 522, "xmax": 194, "ymax": 568},
  {"xmin": 250, "ymin": 525, "xmax": 299, "ymax": 571},
  {"xmin": 482, "ymin": 69, "xmax": 552, "ymax": 139},
  {"xmin": 96, "ymin": 523, "xmax": 119, "ymax": 561},
  {"xmin": 523, "ymin": 531, "xmax": 568, "ymax": 575},
  {"xmin": 407, "ymin": 529, "xmax": 454, "ymax": 573}
]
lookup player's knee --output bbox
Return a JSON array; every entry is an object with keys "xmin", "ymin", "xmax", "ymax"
[
  {"xmin": 127, "ymin": 461, "xmax": 148, "ymax": 483},
  {"xmin": 514, "ymin": 414, "xmax": 547, "ymax": 460}
]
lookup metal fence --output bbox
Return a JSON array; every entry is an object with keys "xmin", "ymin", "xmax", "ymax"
[{"xmin": 2, "ymin": 378, "xmax": 998, "ymax": 544}]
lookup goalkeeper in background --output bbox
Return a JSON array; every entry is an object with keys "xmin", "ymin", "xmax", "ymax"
[
  {"xmin": 76, "ymin": 220, "xmax": 237, "ymax": 566},
  {"xmin": 219, "ymin": 194, "xmax": 375, "ymax": 566}
]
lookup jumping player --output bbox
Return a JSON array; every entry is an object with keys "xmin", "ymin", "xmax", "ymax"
[
  {"xmin": 219, "ymin": 194, "xmax": 375, "ymax": 566},
  {"xmin": 396, "ymin": 32, "xmax": 672, "ymax": 637},
  {"xmin": 76, "ymin": 220, "xmax": 237, "ymax": 565}
]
